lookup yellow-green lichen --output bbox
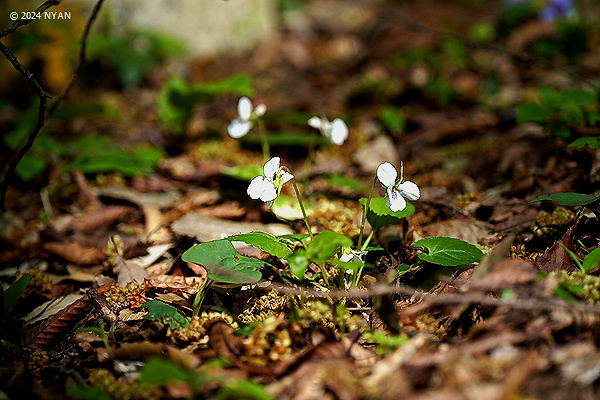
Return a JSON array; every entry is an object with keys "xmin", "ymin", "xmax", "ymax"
[{"xmin": 551, "ymin": 270, "xmax": 600, "ymax": 304}]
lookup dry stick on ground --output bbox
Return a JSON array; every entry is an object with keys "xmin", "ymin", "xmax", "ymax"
[
  {"xmin": 268, "ymin": 282, "xmax": 600, "ymax": 316},
  {"xmin": 0, "ymin": 0, "xmax": 106, "ymax": 210}
]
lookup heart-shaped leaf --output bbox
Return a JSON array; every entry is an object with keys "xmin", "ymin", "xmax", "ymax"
[
  {"xmin": 182, "ymin": 239, "xmax": 263, "ymax": 284},
  {"xmin": 359, "ymin": 197, "xmax": 415, "ymax": 232},
  {"xmin": 413, "ymin": 236, "xmax": 483, "ymax": 266},
  {"xmin": 227, "ymin": 232, "xmax": 292, "ymax": 258},
  {"xmin": 306, "ymin": 231, "xmax": 353, "ymax": 262},
  {"xmin": 530, "ymin": 192, "xmax": 600, "ymax": 207}
]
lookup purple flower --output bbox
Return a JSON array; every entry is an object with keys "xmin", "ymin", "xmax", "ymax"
[{"xmin": 540, "ymin": 0, "xmax": 575, "ymax": 21}]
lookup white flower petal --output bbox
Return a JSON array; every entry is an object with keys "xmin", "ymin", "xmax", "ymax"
[
  {"xmin": 397, "ymin": 180, "xmax": 420, "ymax": 201},
  {"xmin": 339, "ymin": 253, "xmax": 353, "ymax": 262},
  {"xmin": 259, "ymin": 183, "xmax": 278, "ymax": 202},
  {"xmin": 254, "ymin": 104, "xmax": 266, "ymax": 117},
  {"xmin": 280, "ymin": 170, "xmax": 294, "ymax": 184},
  {"xmin": 238, "ymin": 97, "xmax": 252, "ymax": 121},
  {"xmin": 247, "ymin": 176, "xmax": 270, "ymax": 199},
  {"xmin": 387, "ymin": 188, "xmax": 407, "ymax": 212},
  {"xmin": 308, "ymin": 116, "xmax": 322, "ymax": 129},
  {"xmin": 377, "ymin": 162, "xmax": 397, "ymax": 188},
  {"xmin": 228, "ymin": 119, "xmax": 252, "ymax": 138},
  {"xmin": 263, "ymin": 157, "xmax": 281, "ymax": 181},
  {"xmin": 330, "ymin": 118, "xmax": 348, "ymax": 145}
]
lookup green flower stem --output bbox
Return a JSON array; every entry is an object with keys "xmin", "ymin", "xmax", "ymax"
[
  {"xmin": 317, "ymin": 261, "xmax": 330, "ymax": 285},
  {"xmin": 192, "ymin": 277, "xmax": 212, "ymax": 317},
  {"xmin": 257, "ymin": 119, "xmax": 270, "ymax": 162},
  {"xmin": 291, "ymin": 177, "xmax": 313, "ymax": 240},
  {"xmin": 360, "ymin": 230, "xmax": 375, "ymax": 251},
  {"xmin": 358, "ymin": 174, "xmax": 377, "ymax": 248}
]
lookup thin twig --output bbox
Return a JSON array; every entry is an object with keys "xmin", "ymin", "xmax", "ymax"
[
  {"xmin": 267, "ymin": 281, "xmax": 600, "ymax": 315},
  {"xmin": 0, "ymin": 44, "xmax": 50, "ymax": 209},
  {"xmin": 0, "ymin": 0, "xmax": 61, "ymax": 39},
  {"xmin": 48, "ymin": 0, "xmax": 105, "ymax": 117},
  {"xmin": 0, "ymin": 0, "xmax": 106, "ymax": 210}
]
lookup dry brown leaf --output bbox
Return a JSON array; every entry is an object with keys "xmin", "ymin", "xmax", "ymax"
[
  {"xmin": 421, "ymin": 218, "xmax": 493, "ymax": 245},
  {"xmin": 43, "ymin": 241, "xmax": 105, "ymax": 265},
  {"xmin": 71, "ymin": 206, "xmax": 136, "ymax": 234},
  {"xmin": 171, "ymin": 211, "xmax": 293, "ymax": 242},
  {"xmin": 467, "ymin": 258, "xmax": 536, "ymax": 292},
  {"xmin": 534, "ymin": 225, "xmax": 577, "ymax": 272}
]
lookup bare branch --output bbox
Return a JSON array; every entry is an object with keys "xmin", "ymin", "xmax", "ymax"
[
  {"xmin": 0, "ymin": 0, "xmax": 62, "ymax": 39},
  {"xmin": 0, "ymin": 0, "xmax": 106, "ymax": 210},
  {"xmin": 0, "ymin": 42, "xmax": 51, "ymax": 210}
]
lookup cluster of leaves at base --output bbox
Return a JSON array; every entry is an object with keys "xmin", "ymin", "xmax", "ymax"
[
  {"xmin": 87, "ymin": 28, "xmax": 186, "ymax": 87},
  {"xmin": 516, "ymin": 86, "xmax": 599, "ymax": 142},
  {"xmin": 157, "ymin": 73, "xmax": 254, "ymax": 135},
  {"xmin": 1, "ymin": 103, "xmax": 163, "ymax": 182}
]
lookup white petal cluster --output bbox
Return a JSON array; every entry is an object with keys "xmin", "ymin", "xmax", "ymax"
[
  {"xmin": 228, "ymin": 97, "xmax": 267, "ymax": 138},
  {"xmin": 376, "ymin": 162, "xmax": 420, "ymax": 212},
  {"xmin": 308, "ymin": 116, "xmax": 348, "ymax": 145},
  {"xmin": 247, "ymin": 157, "xmax": 293, "ymax": 206}
]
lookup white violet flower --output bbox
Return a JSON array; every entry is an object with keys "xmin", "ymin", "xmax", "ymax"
[
  {"xmin": 308, "ymin": 116, "xmax": 348, "ymax": 145},
  {"xmin": 247, "ymin": 157, "xmax": 293, "ymax": 207},
  {"xmin": 228, "ymin": 97, "xmax": 266, "ymax": 138},
  {"xmin": 377, "ymin": 161, "xmax": 420, "ymax": 212},
  {"xmin": 339, "ymin": 249, "xmax": 367, "ymax": 263}
]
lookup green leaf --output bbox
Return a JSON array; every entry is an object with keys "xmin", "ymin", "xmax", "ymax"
[
  {"xmin": 359, "ymin": 197, "xmax": 415, "ymax": 232},
  {"xmin": 218, "ymin": 380, "xmax": 275, "ymax": 400},
  {"xmin": 568, "ymin": 137, "xmax": 600, "ymax": 149},
  {"xmin": 227, "ymin": 232, "xmax": 292, "ymax": 258},
  {"xmin": 182, "ymin": 239, "xmax": 263, "ymax": 284},
  {"xmin": 157, "ymin": 74, "xmax": 253, "ymax": 134},
  {"xmin": 538, "ymin": 86, "xmax": 560, "ymax": 109},
  {"xmin": 139, "ymin": 357, "xmax": 193, "ymax": 385},
  {"xmin": 559, "ymin": 89, "xmax": 597, "ymax": 107},
  {"xmin": 325, "ymin": 174, "xmax": 368, "ymax": 192},
  {"xmin": 583, "ymin": 247, "xmax": 600, "ymax": 273},
  {"xmin": 220, "ymin": 164, "xmax": 263, "ymax": 181},
  {"xmin": 68, "ymin": 384, "xmax": 113, "ymax": 400},
  {"xmin": 287, "ymin": 249, "xmax": 309, "ymax": 279},
  {"xmin": 64, "ymin": 148, "xmax": 147, "ymax": 176},
  {"xmin": 15, "ymin": 155, "xmax": 46, "ymax": 182},
  {"xmin": 412, "ymin": 237, "xmax": 483, "ymax": 266},
  {"xmin": 306, "ymin": 231, "xmax": 353, "ymax": 262},
  {"xmin": 515, "ymin": 103, "xmax": 553, "ymax": 124},
  {"xmin": 3, "ymin": 274, "xmax": 31, "ymax": 318},
  {"xmin": 329, "ymin": 260, "xmax": 363, "ymax": 272},
  {"xmin": 530, "ymin": 192, "xmax": 600, "ymax": 207},
  {"xmin": 379, "ymin": 106, "xmax": 405, "ymax": 134},
  {"xmin": 277, "ymin": 233, "xmax": 310, "ymax": 246},
  {"xmin": 142, "ymin": 300, "xmax": 189, "ymax": 329}
]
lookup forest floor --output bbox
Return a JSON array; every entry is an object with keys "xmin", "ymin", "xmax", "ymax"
[{"xmin": 2, "ymin": 0, "xmax": 600, "ymax": 399}]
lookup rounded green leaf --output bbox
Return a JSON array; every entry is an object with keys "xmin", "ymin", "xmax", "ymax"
[
  {"xmin": 530, "ymin": 192, "xmax": 600, "ymax": 207},
  {"xmin": 182, "ymin": 239, "xmax": 263, "ymax": 284},
  {"xmin": 227, "ymin": 232, "xmax": 292, "ymax": 258},
  {"xmin": 306, "ymin": 231, "xmax": 353, "ymax": 262},
  {"xmin": 412, "ymin": 236, "xmax": 483, "ymax": 266},
  {"xmin": 359, "ymin": 197, "xmax": 415, "ymax": 232}
]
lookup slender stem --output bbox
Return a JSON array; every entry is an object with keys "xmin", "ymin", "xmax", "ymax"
[
  {"xmin": 360, "ymin": 230, "xmax": 375, "ymax": 251},
  {"xmin": 317, "ymin": 261, "xmax": 329, "ymax": 285},
  {"xmin": 291, "ymin": 178, "xmax": 313, "ymax": 239},
  {"xmin": 192, "ymin": 277, "xmax": 211, "ymax": 317},
  {"xmin": 358, "ymin": 174, "xmax": 378, "ymax": 248},
  {"xmin": 257, "ymin": 119, "xmax": 270, "ymax": 162}
]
